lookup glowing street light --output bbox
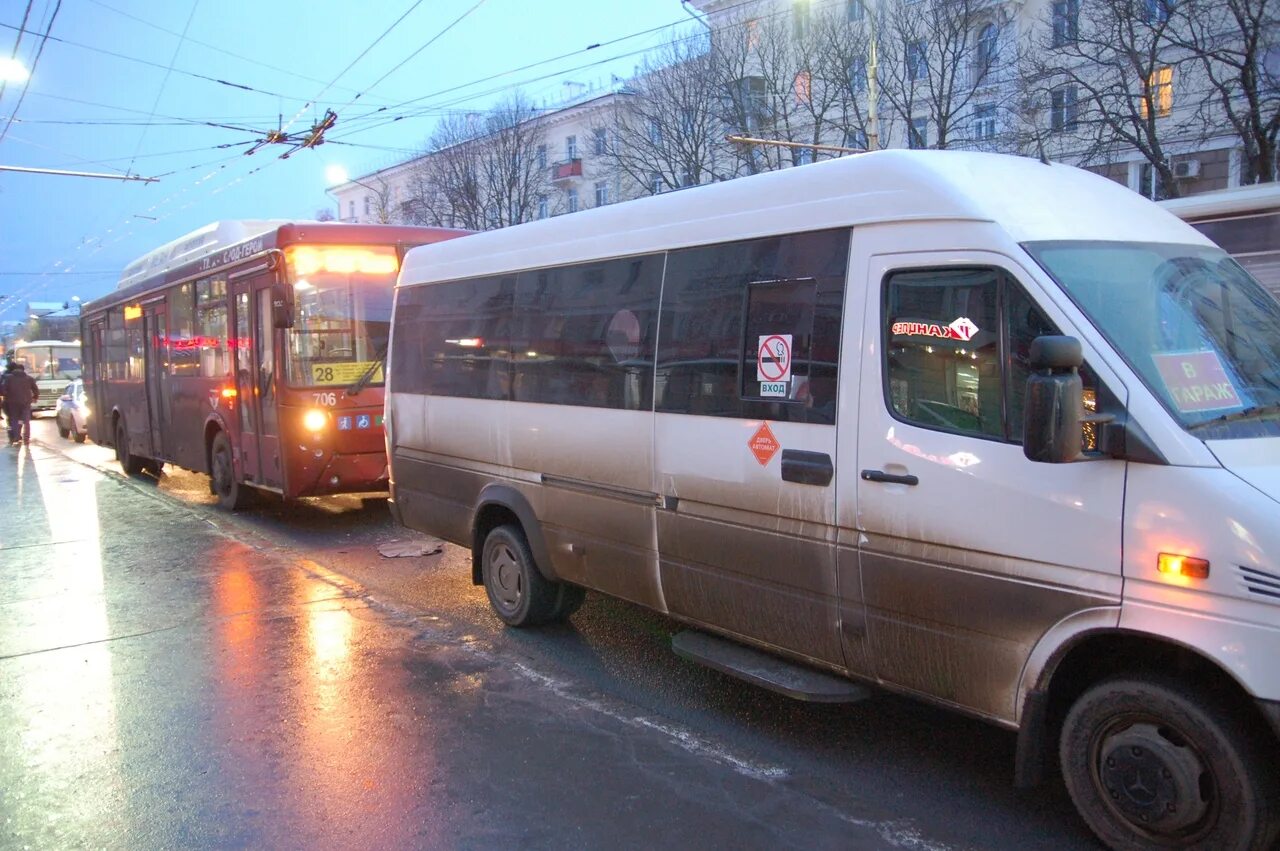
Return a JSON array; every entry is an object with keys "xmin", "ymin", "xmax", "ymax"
[
  {"xmin": 325, "ymin": 164, "xmax": 350, "ymax": 186},
  {"xmin": 0, "ymin": 58, "xmax": 29, "ymax": 83}
]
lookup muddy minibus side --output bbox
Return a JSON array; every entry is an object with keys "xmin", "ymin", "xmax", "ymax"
[{"xmin": 386, "ymin": 150, "xmax": 1280, "ymax": 850}]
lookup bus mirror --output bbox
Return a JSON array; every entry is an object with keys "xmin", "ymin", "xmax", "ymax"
[
  {"xmin": 1023, "ymin": 335, "xmax": 1085, "ymax": 464},
  {"xmin": 272, "ymin": 283, "xmax": 294, "ymax": 329}
]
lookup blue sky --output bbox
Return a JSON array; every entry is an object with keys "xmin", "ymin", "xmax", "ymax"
[{"xmin": 0, "ymin": 0, "xmax": 699, "ymax": 324}]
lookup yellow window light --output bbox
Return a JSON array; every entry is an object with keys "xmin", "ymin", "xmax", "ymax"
[
  {"xmin": 123, "ymin": 304, "xmax": 143, "ymax": 320},
  {"xmin": 285, "ymin": 245, "xmax": 399, "ymax": 279},
  {"xmin": 1157, "ymin": 553, "xmax": 1210, "ymax": 580}
]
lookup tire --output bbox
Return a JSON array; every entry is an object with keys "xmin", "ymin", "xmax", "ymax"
[
  {"xmin": 72, "ymin": 423, "xmax": 86, "ymax": 444},
  {"xmin": 481, "ymin": 524, "xmax": 564, "ymax": 627},
  {"xmin": 1060, "ymin": 674, "xmax": 1280, "ymax": 851},
  {"xmin": 115, "ymin": 421, "xmax": 145, "ymax": 476},
  {"xmin": 209, "ymin": 432, "xmax": 250, "ymax": 510},
  {"xmin": 58, "ymin": 424, "xmax": 70, "ymax": 439}
]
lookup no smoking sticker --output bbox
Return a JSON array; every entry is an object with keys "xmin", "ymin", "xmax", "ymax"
[{"xmin": 757, "ymin": 334, "xmax": 793, "ymax": 383}]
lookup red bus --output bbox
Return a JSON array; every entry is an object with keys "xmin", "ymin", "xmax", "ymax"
[{"xmin": 81, "ymin": 220, "xmax": 468, "ymax": 508}]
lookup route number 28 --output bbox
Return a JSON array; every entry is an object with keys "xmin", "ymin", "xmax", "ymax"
[{"xmin": 312, "ymin": 392, "xmax": 338, "ymax": 406}]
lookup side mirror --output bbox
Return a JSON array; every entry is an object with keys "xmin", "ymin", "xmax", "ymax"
[
  {"xmin": 272, "ymin": 282, "xmax": 294, "ymax": 329},
  {"xmin": 1023, "ymin": 335, "xmax": 1085, "ymax": 463}
]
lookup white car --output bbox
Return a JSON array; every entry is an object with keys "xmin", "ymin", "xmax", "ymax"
[{"xmin": 55, "ymin": 379, "xmax": 90, "ymax": 443}]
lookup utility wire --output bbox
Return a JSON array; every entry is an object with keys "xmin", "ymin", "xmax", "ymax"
[
  {"xmin": 277, "ymin": 0, "xmax": 429, "ymax": 137},
  {"xmin": 123, "ymin": 0, "xmax": 201, "ymax": 177},
  {"xmin": 24, "ymin": 90, "xmax": 265, "ymax": 134},
  {"xmin": 82, "ymin": 0, "xmax": 393, "ymax": 103},
  {"xmin": 0, "ymin": 0, "xmax": 61, "ymax": 145},
  {"xmin": 0, "ymin": 21, "xmax": 328, "ymax": 106},
  {"xmin": 0, "ymin": 0, "xmax": 34, "ymax": 104}
]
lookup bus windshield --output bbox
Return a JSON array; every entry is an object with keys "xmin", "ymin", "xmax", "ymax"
[
  {"xmin": 1025, "ymin": 240, "xmax": 1280, "ymax": 439},
  {"xmin": 14, "ymin": 344, "xmax": 81, "ymax": 382},
  {"xmin": 285, "ymin": 248, "xmax": 397, "ymax": 389}
]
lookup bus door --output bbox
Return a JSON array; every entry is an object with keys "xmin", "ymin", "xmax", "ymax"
[
  {"xmin": 88, "ymin": 319, "xmax": 108, "ymax": 444},
  {"xmin": 253, "ymin": 284, "xmax": 281, "ymax": 489},
  {"xmin": 230, "ymin": 277, "xmax": 282, "ymax": 491},
  {"xmin": 143, "ymin": 300, "xmax": 169, "ymax": 459}
]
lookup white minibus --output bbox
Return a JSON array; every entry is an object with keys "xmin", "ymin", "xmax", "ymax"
[{"xmin": 387, "ymin": 150, "xmax": 1280, "ymax": 850}]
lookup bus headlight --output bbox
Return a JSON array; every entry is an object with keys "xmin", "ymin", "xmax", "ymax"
[{"xmin": 303, "ymin": 408, "xmax": 328, "ymax": 432}]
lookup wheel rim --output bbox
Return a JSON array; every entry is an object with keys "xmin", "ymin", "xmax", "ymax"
[
  {"xmin": 1091, "ymin": 715, "xmax": 1215, "ymax": 840},
  {"xmin": 488, "ymin": 542, "xmax": 523, "ymax": 613}
]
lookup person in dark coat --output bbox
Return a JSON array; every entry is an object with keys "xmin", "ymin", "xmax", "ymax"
[
  {"xmin": 0, "ymin": 358, "xmax": 15, "ymax": 437},
  {"xmin": 3, "ymin": 362, "xmax": 39, "ymax": 446}
]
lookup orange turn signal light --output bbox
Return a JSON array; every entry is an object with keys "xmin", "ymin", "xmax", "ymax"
[
  {"xmin": 220, "ymin": 387, "xmax": 237, "ymax": 399},
  {"xmin": 1157, "ymin": 553, "xmax": 1210, "ymax": 580}
]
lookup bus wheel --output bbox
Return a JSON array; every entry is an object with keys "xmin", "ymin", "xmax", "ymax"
[
  {"xmin": 72, "ymin": 424, "xmax": 87, "ymax": 444},
  {"xmin": 115, "ymin": 422, "xmax": 145, "ymax": 477},
  {"xmin": 58, "ymin": 423, "xmax": 70, "ymax": 439},
  {"xmin": 481, "ymin": 524, "xmax": 561, "ymax": 628},
  {"xmin": 1060, "ymin": 674, "xmax": 1279, "ymax": 850},
  {"xmin": 209, "ymin": 432, "xmax": 249, "ymax": 511}
]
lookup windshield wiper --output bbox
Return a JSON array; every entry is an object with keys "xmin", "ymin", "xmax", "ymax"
[
  {"xmin": 346, "ymin": 346, "xmax": 387, "ymax": 397},
  {"xmin": 1187, "ymin": 404, "xmax": 1280, "ymax": 431}
]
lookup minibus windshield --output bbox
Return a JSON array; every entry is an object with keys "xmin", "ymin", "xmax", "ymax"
[{"xmin": 1025, "ymin": 240, "xmax": 1280, "ymax": 439}]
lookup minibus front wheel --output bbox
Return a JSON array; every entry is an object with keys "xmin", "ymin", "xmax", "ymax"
[
  {"xmin": 1060, "ymin": 673, "xmax": 1279, "ymax": 850},
  {"xmin": 481, "ymin": 524, "xmax": 582, "ymax": 628}
]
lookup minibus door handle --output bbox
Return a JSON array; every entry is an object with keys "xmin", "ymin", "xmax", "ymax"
[
  {"xmin": 781, "ymin": 450, "xmax": 834, "ymax": 486},
  {"xmin": 860, "ymin": 469, "xmax": 919, "ymax": 486}
]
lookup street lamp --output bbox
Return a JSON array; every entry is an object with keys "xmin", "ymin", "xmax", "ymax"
[{"xmin": 0, "ymin": 58, "xmax": 29, "ymax": 83}]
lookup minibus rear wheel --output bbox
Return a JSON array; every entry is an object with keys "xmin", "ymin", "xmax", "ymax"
[
  {"xmin": 1060, "ymin": 673, "xmax": 1279, "ymax": 850},
  {"xmin": 481, "ymin": 524, "xmax": 562, "ymax": 627}
]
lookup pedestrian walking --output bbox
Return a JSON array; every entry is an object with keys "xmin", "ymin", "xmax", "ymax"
[
  {"xmin": 0, "ymin": 357, "xmax": 15, "ymax": 438},
  {"xmin": 2, "ymin": 362, "xmax": 39, "ymax": 446}
]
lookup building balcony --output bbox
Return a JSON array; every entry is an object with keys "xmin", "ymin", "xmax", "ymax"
[{"xmin": 551, "ymin": 159, "xmax": 583, "ymax": 182}]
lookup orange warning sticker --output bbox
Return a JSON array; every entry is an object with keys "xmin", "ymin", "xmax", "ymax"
[{"xmin": 748, "ymin": 421, "xmax": 781, "ymax": 466}]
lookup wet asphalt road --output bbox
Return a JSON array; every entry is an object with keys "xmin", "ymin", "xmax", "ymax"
[{"xmin": 1, "ymin": 416, "xmax": 1101, "ymax": 850}]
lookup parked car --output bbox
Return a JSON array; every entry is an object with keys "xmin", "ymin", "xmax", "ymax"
[{"xmin": 55, "ymin": 379, "xmax": 90, "ymax": 443}]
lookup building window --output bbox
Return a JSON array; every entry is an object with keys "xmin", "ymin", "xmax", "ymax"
[
  {"xmin": 736, "ymin": 75, "xmax": 773, "ymax": 132},
  {"xmin": 974, "ymin": 24, "xmax": 998, "ymax": 83},
  {"xmin": 348, "ymin": 200, "xmax": 355, "ymax": 219},
  {"xmin": 1052, "ymin": 0, "xmax": 1079, "ymax": 47},
  {"xmin": 538, "ymin": 194, "xmax": 548, "ymax": 219},
  {"xmin": 844, "ymin": 129, "xmax": 869, "ymax": 151},
  {"xmin": 648, "ymin": 120, "xmax": 662, "ymax": 146},
  {"xmin": 972, "ymin": 103, "xmax": 997, "ymax": 141},
  {"xmin": 649, "ymin": 172, "xmax": 663, "ymax": 195},
  {"xmin": 907, "ymin": 40, "xmax": 928, "ymax": 82},
  {"xmin": 363, "ymin": 195, "xmax": 371, "ymax": 216},
  {"xmin": 849, "ymin": 57, "xmax": 868, "ymax": 93},
  {"xmin": 566, "ymin": 135, "xmax": 578, "ymax": 160},
  {"xmin": 909, "ymin": 117, "xmax": 928, "ymax": 149},
  {"xmin": 537, "ymin": 144, "xmax": 547, "ymax": 170},
  {"xmin": 593, "ymin": 128, "xmax": 608, "ymax": 156},
  {"xmin": 1138, "ymin": 162, "xmax": 1169, "ymax": 200},
  {"xmin": 1141, "ymin": 66, "xmax": 1173, "ymax": 118},
  {"xmin": 1143, "ymin": 0, "xmax": 1170, "ymax": 23},
  {"xmin": 794, "ymin": 71, "xmax": 812, "ymax": 105},
  {"xmin": 794, "ymin": 146, "xmax": 814, "ymax": 166},
  {"xmin": 595, "ymin": 181, "xmax": 609, "ymax": 206},
  {"xmin": 1051, "ymin": 85, "xmax": 1079, "ymax": 132},
  {"xmin": 567, "ymin": 188, "xmax": 579, "ymax": 213},
  {"xmin": 793, "ymin": 0, "xmax": 810, "ymax": 38},
  {"xmin": 745, "ymin": 18, "xmax": 761, "ymax": 51},
  {"xmin": 847, "ymin": 0, "xmax": 865, "ymax": 21}
]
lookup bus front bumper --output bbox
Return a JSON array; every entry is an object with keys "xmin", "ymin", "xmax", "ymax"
[{"xmin": 297, "ymin": 450, "xmax": 389, "ymax": 497}]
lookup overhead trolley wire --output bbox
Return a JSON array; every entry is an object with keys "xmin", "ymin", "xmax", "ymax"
[
  {"xmin": 0, "ymin": 0, "xmax": 61, "ymax": 145},
  {"xmin": 0, "ymin": 0, "xmax": 35, "ymax": 104}
]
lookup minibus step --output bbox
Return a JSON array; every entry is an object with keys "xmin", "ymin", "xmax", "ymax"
[{"xmin": 672, "ymin": 631, "xmax": 869, "ymax": 703}]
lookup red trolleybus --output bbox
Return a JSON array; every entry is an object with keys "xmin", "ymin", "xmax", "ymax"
[{"xmin": 81, "ymin": 220, "xmax": 468, "ymax": 508}]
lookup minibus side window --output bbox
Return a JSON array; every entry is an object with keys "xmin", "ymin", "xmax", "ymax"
[
  {"xmin": 657, "ymin": 228, "xmax": 847, "ymax": 424},
  {"xmin": 391, "ymin": 276, "xmax": 515, "ymax": 400},
  {"xmin": 884, "ymin": 267, "xmax": 1096, "ymax": 444}
]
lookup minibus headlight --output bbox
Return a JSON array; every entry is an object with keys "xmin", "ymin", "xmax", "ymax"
[{"xmin": 303, "ymin": 408, "xmax": 328, "ymax": 432}]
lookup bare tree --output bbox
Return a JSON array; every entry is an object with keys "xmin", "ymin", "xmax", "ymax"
[
  {"xmin": 1020, "ymin": 0, "xmax": 1195, "ymax": 196},
  {"xmin": 1169, "ymin": 0, "xmax": 1280, "ymax": 183},
  {"xmin": 598, "ymin": 32, "xmax": 727, "ymax": 195},
  {"xmin": 404, "ymin": 94, "xmax": 550, "ymax": 230},
  {"xmin": 812, "ymin": 5, "xmax": 891, "ymax": 151},
  {"xmin": 877, "ymin": 0, "xmax": 1009, "ymax": 150}
]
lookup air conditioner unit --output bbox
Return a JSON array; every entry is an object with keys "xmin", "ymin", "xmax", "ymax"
[{"xmin": 1173, "ymin": 159, "xmax": 1201, "ymax": 179}]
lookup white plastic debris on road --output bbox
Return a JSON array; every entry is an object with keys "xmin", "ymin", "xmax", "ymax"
[{"xmin": 377, "ymin": 538, "xmax": 445, "ymax": 558}]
